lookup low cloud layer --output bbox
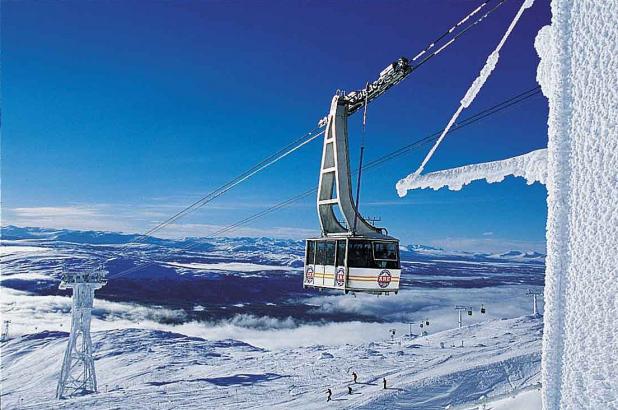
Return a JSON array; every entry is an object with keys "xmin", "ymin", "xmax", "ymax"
[
  {"xmin": 305, "ymin": 285, "xmax": 543, "ymax": 335},
  {"xmin": 1, "ymin": 283, "xmax": 544, "ymax": 351}
]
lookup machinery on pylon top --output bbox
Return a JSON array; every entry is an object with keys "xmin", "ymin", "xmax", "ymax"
[{"xmin": 304, "ymin": 58, "xmax": 411, "ymax": 295}]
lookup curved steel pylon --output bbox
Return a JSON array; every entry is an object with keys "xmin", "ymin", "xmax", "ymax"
[{"xmin": 317, "ymin": 95, "xmax": 384, "ymax": 237}]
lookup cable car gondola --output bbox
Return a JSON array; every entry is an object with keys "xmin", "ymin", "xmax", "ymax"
[{"xmin": 303, "ymin": 82, "xmax": 403, "ymax": 295}]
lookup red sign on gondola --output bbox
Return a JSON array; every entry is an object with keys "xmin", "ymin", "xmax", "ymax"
[
  {"xmin": 305, "ymin": 266, "xmax": 314, "ymax": 283},
  {"xmin": 377, "ymin": 270, "xmax": 391, "ymax": 288},
  {"xmin": 336, "ymin": 267, "xmax": 345, "ymax": 286}
]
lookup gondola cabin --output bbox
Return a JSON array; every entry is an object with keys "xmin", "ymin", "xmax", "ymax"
[
  {"xmin": 305, "ymin": 86, "xmax": 405, "ymax": 295},
  {"xmin": 303, "ymin": 235, "xmax": 401, "ymax": 294}
]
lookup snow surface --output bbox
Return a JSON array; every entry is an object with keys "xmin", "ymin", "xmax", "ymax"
[
  {"xmin": 456, "ymin": 387, "xmax": 541, "ymax": 410},
  {"xmin": 1, "ymin": 227, "xmax": 548, "ymax": 407},
  {"xmin": 396, "ymin": 149, "xmax": 547, "ymax": 195},
  {"xmin": 1, "ymin": 316, "xmax": 542, "ymax": 409},
  {"xmin": 483, "ymin": 388, "xmax": 541, "ymax": 410},
  {"xmin": 536, "ymin": 1, "xmax": 618, "ymax": 408}
]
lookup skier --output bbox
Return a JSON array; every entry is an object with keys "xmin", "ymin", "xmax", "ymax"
[
  {"xmin": 383, "ymin": 378, "xmax": 387, "ymax": 389},
  {"xmin": 327, "ymin": 388, "xmax": 332, "ymax": 402},
  {"xmin": 352, "ymin": 372, "xmax": 358, "ymax": 383},
  {"xmin": 348, "ymin": 386, "xmax": 353, "ymax": 395}
]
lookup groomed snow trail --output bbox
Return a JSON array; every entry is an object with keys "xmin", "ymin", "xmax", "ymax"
[
  {"xmin": 0, "ymin": 316, "xmax": 542, "ymax": 409},
  {"xmin": 396, "ymin": 148, "xmax": 547, "ymax": 194}
]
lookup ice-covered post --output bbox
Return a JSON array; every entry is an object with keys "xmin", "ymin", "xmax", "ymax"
[{"xmin": 536, "ymin": 1, "xmax": 617, "ymax": 407}]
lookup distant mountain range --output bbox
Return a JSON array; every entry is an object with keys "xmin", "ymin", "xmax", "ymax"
[
  {"xmin": 1, "ymin": 225, "xmax": 545, "ymax": 263},
  {"xmin": 0, "ymin": 224, "xmax": 545, "ymax": 338}
]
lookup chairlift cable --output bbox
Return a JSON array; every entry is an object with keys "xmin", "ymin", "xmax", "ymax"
[
  {"xmin": 411, "ymin": 0, "xmax": 507, "ymax": 70},
  {"xmin": 115, "ymin": 126, "xmax": 323, "ymax": 252}
]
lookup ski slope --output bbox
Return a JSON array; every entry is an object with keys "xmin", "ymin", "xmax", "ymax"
[{"xmin": 1, "ymin": 316, "xmax": 542, "ymax": 409}]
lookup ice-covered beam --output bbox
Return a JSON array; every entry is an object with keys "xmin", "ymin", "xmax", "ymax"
[{"xmin": 395, "ymin": 148, "xmax": 547, "ymax": 196}]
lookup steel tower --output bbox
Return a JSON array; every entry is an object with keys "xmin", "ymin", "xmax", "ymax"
[{"xmin": 56, "ymin": 269, "xmax": 107, "ymax": 399}]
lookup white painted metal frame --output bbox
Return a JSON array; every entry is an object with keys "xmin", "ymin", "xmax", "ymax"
[
  {"xmin": 317, "ymin": 95, "xmax": 383, "ymax": 236},
  {"xmin": 56, "ymin": 271, "xmax": 106, "ymax": 399}
]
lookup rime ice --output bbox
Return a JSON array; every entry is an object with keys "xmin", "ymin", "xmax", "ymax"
[
  {"xmin": 396, "ymin": 148, "xmax": 547, "ymax": 195},
  {"xmin": 537, "ymin": 1, "xmax": 618, "ymax": 409}
]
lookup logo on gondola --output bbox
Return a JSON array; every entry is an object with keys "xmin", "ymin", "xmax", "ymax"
[
  {"xmin": 377, "ymin": 270, "xmax": 391, "ymax": 288},
  {"xmin": 336, "ymin": 267, "xmax": 345, "ymax": 286},
  {"xmin": 305, "ymin": 266, "xmax": 314, "ymax": 283}
]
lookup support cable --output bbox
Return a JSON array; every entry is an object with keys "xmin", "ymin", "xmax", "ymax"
[
  {"xmin": 411, "ymin": 0, "xmax": 507, "ymax": 70},
  {"xmin": 107, "ymin": 86, "xmax": 541, "ymax": 280},
  {"xmin": 107, "ymin": 0, "xmax": 513, "ymax": 257},
  {"xmin": 353, "ymin": 85, "xmax": 370, "ymax": 233},
  {"xmin": 115, "ymin": 126, "xmax": 323, "ymax": 253}
]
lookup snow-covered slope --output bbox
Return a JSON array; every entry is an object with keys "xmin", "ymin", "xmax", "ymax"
[
  {"xmin": 1, "ymin": 316, "xmax": 542, "ymax": 409},
  {"xmin": 1, "ymin": 226, "xmax": 546, "ymax": 408}
]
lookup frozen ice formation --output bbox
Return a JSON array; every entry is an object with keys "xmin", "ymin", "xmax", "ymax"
[
  {"xmin": 395, "ymin": 148, "xmax": 547, "ymax": 196},
  {"xmin": 460, "ymin": 51, "xmax": 499, "ymax": 108},
  {"xmin": 537, "ymin": 1, "xmax": 618, "ymax": 409},
  {"xmin": 406, "ymin": 0, "xmax": 536, "ymax": 180}
]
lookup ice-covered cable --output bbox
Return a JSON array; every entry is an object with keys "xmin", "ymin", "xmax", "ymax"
[{"xmin": 400, "ymin": 0, "xmax": 535, "ymax": 197}]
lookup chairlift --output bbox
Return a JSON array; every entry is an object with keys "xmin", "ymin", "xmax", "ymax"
[
  {"xmin": 425, "ymin": 320, "xmax": 430, "ymax": 326},
  {"xmin": 480, "ymin": 305, "xmax": 486, "ymax": 314},
  {"xmin": 467, "ymin": 310, "xmax": 472, "ymax": 316}
]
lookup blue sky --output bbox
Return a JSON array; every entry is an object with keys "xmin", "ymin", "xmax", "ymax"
[{"xmin": 2, "ymin": 0, "xmax": 550, "ymax": 252}]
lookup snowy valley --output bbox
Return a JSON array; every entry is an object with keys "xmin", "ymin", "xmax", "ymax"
[{"xmin": 1, "ymin": 226, "xmax": 545, "ymax": 409}]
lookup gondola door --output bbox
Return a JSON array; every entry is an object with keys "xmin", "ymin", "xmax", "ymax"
[
  {"xmin": 314, "ymin": 241, "xmax": 326, "ymax": 286},
  {"xmin": 334, "ymin": 239, "xmax": 347, "ymax": 289}
]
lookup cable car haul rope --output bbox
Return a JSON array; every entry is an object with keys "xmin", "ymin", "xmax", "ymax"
[
  {"xmin": 107, "ymin": 86, "xmax": 541, "ymax": 281},
  {"xmin": 303, "ymin": 0, "xmax": 535, "ymax": 295},
  {"xmin": 105, "ymin": 0, "xmax": 538, "ymax": 290}
]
